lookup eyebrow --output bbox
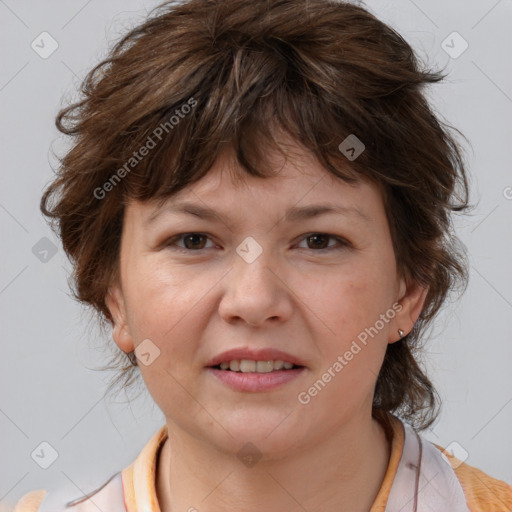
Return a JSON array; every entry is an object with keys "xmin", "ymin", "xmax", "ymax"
[{"xmin": 146, "ymin": 201, "xmax": 370, "ymax": 226}]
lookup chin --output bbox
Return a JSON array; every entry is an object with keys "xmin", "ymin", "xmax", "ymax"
[{"xmin": 208, "ymin": 411, "xmax": 305, "ymax": 450}]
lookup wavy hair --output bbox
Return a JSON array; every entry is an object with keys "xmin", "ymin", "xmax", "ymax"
[{"xmin": 41, "ymin": 0, "xmax": 473, "ymax": 430}]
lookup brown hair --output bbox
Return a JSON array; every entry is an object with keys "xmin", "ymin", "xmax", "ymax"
[{"xmin": 42, "ymin": 0, "xmax": 473, "ymax": 430}]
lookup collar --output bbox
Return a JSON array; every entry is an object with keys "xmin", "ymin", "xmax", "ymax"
[{"xmin": 121, "ymin": 412, "xmax": 405, "ymax": 512}]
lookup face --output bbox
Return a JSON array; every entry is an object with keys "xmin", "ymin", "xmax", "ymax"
[{"xmin": 106, "ymin": 138, "xmax": 428, "ymax": 457}]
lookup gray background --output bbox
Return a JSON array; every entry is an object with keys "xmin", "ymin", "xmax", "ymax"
[{"xmin": 1, "ymin": 0, "xmax": 511, "ymax": 508}]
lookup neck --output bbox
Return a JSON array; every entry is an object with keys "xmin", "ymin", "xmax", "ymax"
[{"xmin": 156, "ymin": 410, "xmax": 391, "ymax": 512}]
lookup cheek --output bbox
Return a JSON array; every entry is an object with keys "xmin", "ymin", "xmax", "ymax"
[
  {"xmin": 308, "ymin": 264, "xmax": 394, "ymax": 366},
  {"xmin": 124, "ymin": 258, "xmax": 200, "ymax": 331},
  {"xmin": 122, "ymin": 258, "xmax": 219, "ymax": 375},
  {"xmin": 124, "ymin": 263, "xmax": 208, "ymax": 408},
  {"xmin": 311, "ymin": 269, "xmax": 379, "ymax": 327}
]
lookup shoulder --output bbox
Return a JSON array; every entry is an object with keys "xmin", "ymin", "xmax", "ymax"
[
  {"xmin": 11, "ymin": 424, "xmax": 167, "ymax": 512},
  {"xmin": 13, "ymin": 490, "xmax": 47, "ymax": 512},
  {"xmin": 433, "ymin": 443, "xmax": 512, "ymax": 512},
  {"xmin": 12, "ymin": 472, "xmax": 125, "ymax": 512}
]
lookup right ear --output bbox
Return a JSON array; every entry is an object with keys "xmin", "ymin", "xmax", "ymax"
[{"xmin": 105, "ymin": 282, "xmax": 135, "ymax": 354}]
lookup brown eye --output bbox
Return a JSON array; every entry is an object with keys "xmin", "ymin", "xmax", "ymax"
[
  {"xmin": 163, "ymin": 232, "xmax": 349, "ymax": 254},
  {"xmin": 165, "ymin": 233, "xmax": 214, "ymax": 252},
  {"xmin": 306, "ymin": 234, "xmax": 330, "ymax": 250},
  {"xmin": 182, "ymin": 233, "xmax": 207, "ymax": 250},
  {"xmin": 297, "ymin": 233, "xmax": 349, "ymax": 252}
]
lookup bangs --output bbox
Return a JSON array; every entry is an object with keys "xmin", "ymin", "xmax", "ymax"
[
  {"xmin": 101, "ymin": 79, "xmax": 363, "ymax": 209},
  {"xmin": 44, "ymin": 0, "xmax": 471, "ymax": 430}
]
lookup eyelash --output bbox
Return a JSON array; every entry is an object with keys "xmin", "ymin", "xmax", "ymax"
[{"xmin": 163, "ymin": 232, "xmax": 350, "ymax": 254}]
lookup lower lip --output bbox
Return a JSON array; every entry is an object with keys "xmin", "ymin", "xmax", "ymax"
[{"xmin": 206, "ymin": 367, "xmax": 306, "ymax": 392}]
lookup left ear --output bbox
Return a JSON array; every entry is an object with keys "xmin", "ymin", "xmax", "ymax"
[
  {"xmin": 388, "ymin": 277, "xmax": 429, "ymax": 344},
  {"xmin": 105, "ymin": 281, "xmax": 135, "ymax": 354}
]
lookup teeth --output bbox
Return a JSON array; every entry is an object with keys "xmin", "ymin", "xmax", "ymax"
[
  {"xmin": 216, "ymin": 359, "xmax": 297, "ymax": 372},
  {"xmin": 273, "ymin": 360, "xmax": 284, "ymax": 370},
  {"xmin": 240, "ymin": 360, "xmax": 257, "ymax": 372}
]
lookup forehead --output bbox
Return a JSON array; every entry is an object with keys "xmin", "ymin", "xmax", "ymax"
[
  {"xmin": 143, "ymin": 184, "xmax": 382, "ymax": 242},
  {"xmin": 162, "ymin": 143, "xmax": 377, "ymax": 206},
  {"xmin": 127, "ymin": 138, "xmax": 386, "ymax": 231}
]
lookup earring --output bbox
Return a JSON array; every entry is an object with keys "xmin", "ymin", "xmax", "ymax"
[
  {"xmin": 126, "ymin": 351, "xmax": 138, "ymax": 366},
  {"xmin": 398, "ymin": 329, "xmax": 404, "ymax": 338}
]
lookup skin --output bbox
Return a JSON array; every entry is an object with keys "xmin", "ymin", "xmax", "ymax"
[{"xmin": 106, "ymin": 135, "xmax": 428, "ymax": 512}]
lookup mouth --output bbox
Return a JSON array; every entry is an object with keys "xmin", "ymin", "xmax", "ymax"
[
  {"xmin": 204, "ymin": 348, "xmax": 307, "ymax": 391},
  {"xmin": 205, "ymin": 359, "xmax": 307, "ymax": 392},
  {"xmin": 206, "ymin": 366, "xmax": 306, "ymax": 392},
  {"xmin": 209, "ymin": 359, "xmax": 304, "ymax": 373},
  {"xmin": 205, "ymin": 347, "xmax": 308, "ymax": 371}
]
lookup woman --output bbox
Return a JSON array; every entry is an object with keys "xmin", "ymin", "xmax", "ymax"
[{"xmin": 13, "ymin": 0, "xmax": 512, "ymax": 510}]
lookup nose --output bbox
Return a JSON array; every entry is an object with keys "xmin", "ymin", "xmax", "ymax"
[{"xmin": 218, "ymin": 244, "xmax": 293, "ymax": 327}]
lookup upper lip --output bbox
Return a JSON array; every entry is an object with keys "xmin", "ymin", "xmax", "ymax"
[{"xmin": 205, "ymin": 347, "xmax": 307, "ymax": 368}]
